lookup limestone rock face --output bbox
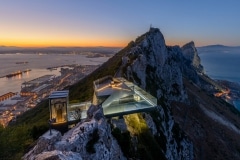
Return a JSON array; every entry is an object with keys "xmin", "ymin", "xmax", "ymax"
[
  {"xmin": 118, "ymin": 28, "xmax": 194, "ymax": 159},
  {"xmin": 119, "ymin": 28, "xmax": 204, "ymax": 98},
  {"xmin": 23, "ymin": 130, "xmax": 62, "ymax": 160},
  {"xmin": 181, "ymin": 41, "xmax": 204, "ymax": 84},
  {"xmin": 23, "ymin": 107, "xmax": 125, "ymax": 160},
  {"xmin": 181, "ymin": 41, "xmax": 203, "ymax": 72},
  {"xmin": 142, "ymin": 113, "xmax": 157, "ymax": 135},
  {"xmin": 120, "ymin": 28, "xmax": 188, "ymax": 102}
]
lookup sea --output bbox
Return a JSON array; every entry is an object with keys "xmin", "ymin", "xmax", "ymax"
[
  {"xmin": 0, "ymin": 53, "xmax": 109, "ymax": 96},
  {"xmin": 1, "ymin": 50, "xmax": 240, "ymax": 110},
  {"xmin": 198, "ymin": 47, "xmax": 240, "ymax": 110}
]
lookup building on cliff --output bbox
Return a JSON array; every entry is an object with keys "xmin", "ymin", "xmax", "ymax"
[
  {"xmin": 48, "ymin": 76, "xmax": 157, "ymax": 131},
  {"xmin": 49, "ymin": 90, "xmax": 91, "ymax": 131}
]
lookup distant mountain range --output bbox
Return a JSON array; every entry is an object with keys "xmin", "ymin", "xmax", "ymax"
[
  {"xmin": 199, "ymin": 44, "xmax": 240, "ymax": 48},
  {"xmin": 0, "ymin": 45, "xmax": 23, "ymax": 51},
  {"xmin": 2, "ymin": 44, "xmax": 239, "ymax": 54},
  {"xmin": 197, "ymin": 44, "xmax": 240, "ymax": 53},
  {"xmin": 0, "ymin": 46, "xmax": 122, "ymax": 54}
]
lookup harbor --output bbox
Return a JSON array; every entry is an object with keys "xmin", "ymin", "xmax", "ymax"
[
  {"xmin": 0, "ymin": 53, "xmax": 110, "ymax": 127},
  {"xmin": 0, "ymin": 64, "xmax": 100, "ymax": 127}
]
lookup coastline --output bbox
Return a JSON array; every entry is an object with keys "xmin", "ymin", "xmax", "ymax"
[
  {"xmin": 0, "ymin": 53, "xmax": 110, "ymax": 95},
  {"xmin": 233, "ymin": 100, "xmax": 240, "ymax": 111},
  {"xmin": 198, "ymin": 48, "xmax": 240, "ymax": 111},
  {"xmin": 0, "ymin": 64, "xmax": 101, "ymax": 127},
  {"xmin": 214, "ymin": 79, "xmax": 240, "ymax": 111}
]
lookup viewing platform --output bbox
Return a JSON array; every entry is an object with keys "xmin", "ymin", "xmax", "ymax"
[
  {"xmin": 48, "ymin": 76, "xmax": 157, "ymax": 131},
  {"xmin": 93, "ymin": 76, "xmax": 157, "ymax": 118}
]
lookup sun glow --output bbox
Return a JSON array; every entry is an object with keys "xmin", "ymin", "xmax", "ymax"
[
  {"xmin": 0, "ymin": 39, "xmax": 126, "ymax": 48},
  {"xmin": 0, "ymin": 26, "xmax": 127, "ymax": 47}
]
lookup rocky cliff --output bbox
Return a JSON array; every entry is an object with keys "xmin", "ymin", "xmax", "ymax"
[
  {"xmin": 117, "ymin": 28, "xmax": 195, "ymax": 159},
  {"xmin": 126, "ymin": 28, "xmax": 240, "ymax": 160},
  {"xmin": 181, "ymin": 41, "xmax": 204, "ymax": 72},
  {"xmin": 117, "ymin": 27, "xmax": 240, "ymax": 160},
  {"xmin": 120, "ymin": 28, "xmax": 188, "ymax": 102},
  {"xmin": 24, "ymin": 28, "xmax": 240, "ymax": 160},
  {"xmin": 24, "ymin": 106, "xmax": 126, "ymax": 160}
]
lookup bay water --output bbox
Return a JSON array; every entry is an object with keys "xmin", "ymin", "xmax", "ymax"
[
  {"xmin": 198, "ymin": 47, "xmax": 240, "ymax": 110},
  {"xmin": 0, "ymin": 53, "xmax": 109, "ymax": 96}
]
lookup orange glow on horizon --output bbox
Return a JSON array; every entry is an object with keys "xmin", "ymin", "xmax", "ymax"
[
  {"xmin": 1, "ymin": 34, "xmax": 210, "ymax": 48},
  {"xmin": 1, "ymin": 39, "xmax": 209, "ymax": 48},
  {"xmin": 0, "ymin": 40, "xmax": 128, "ymax": 48},
  {"xmin": 1, "ymin": 38, "xmax": 190, "ymax": 48}
]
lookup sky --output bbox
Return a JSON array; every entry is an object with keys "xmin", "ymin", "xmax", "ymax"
[{"xmin": 0, "ymin": 0, "xmax": 240, "ymax": 47}]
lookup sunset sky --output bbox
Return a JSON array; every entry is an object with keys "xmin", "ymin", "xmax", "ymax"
[{"xmin": 1, "ymin": 0, "xmax": 240, "ymax": 47}]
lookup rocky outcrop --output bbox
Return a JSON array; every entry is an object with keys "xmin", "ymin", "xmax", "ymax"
[
  {"xmin": 181, "ymin": 41, "xmax": 203, "ymax": 72},
  {"xmin": 23, "ymin": 106, "xmax": 125, "ymax": 160},
  {"xmin": 180, "ymin": 42, "xmax": 202, "ymax": 84},
  {"xmin": 119, "ymin": 28, "xmax": 204, "ymax": 93},
  {"xmin": 23, "ymin": 130, "xmax": 62, "ymax": 159},
  {"xmin": 155, "ymin": 106, "xmax": 193, "ymax": 160},
  {"xmin": 118, "ymin": 28, "xmax": 194, "ymax": 159},
  {"xmin": 142, "ymin": 113, "xmax": 157, "ymax": 135},
  {"xmin": 120, "ymin": 28, "xmax": 188, "ymax": 102}
]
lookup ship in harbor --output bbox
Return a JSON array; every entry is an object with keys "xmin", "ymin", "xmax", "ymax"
[
  {"xmin": 6, "ymin": 71, "xmax": 22, "ymax": 78},
  {"xmin": 47, "ymin": 67, "xmax": 57, "ymax": 71},
  {"xmin": 6, "ymin": 69, "xmax": 31, "ymax": 78},
  {"xmin": 16, "ymin": 61, "xmax": 29, "ymax": 64}
]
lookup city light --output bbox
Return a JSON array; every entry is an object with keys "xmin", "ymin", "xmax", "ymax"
[{"xmin": 0, "ymin": 65, "xmax": 99, "ymax": 127}]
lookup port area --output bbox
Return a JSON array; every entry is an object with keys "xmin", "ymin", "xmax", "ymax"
[
  {"xmin": 0, "ymin": 64, "xmax": 100, "ymax": 127},
  {"xmin": 0, "ymin": 95, "xmax": 28, "ymax": 127},
  {"xmin": 198, "ymin": 73, "xmax": 240, "ymax": 108}
]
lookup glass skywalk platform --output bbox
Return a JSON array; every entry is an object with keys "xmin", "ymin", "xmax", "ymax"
[
  {"xmin": 49, "ymin": 76, "xmax": 157, "ymax": 125},
  {"xmin": 94, "ymin": 76, "xmax": 157, "ymax": 117}
]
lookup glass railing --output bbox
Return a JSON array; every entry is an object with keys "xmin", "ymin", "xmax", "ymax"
[
  {"xmin": 120, "ymin": 78, "xmax": 157, "ymax": 106},
  {"xmin": 103, "ymin": 99, "xmax": 154, "ymax": 116},
  {"xmin": 68, "ymin": 101, "xmax": 91, "ymax": 121}
]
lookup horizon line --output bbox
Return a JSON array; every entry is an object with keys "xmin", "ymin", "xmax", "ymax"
[
  {"xmin": 0, "ymin": 45, "xmax": 124, "ymax": 48},
  {"xmin": 1, "ymin": 43, "xmax": 240, "ymax": 49}
]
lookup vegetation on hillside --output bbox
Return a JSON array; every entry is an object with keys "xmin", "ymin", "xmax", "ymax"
[
  {"xmin": 68, "ymin": 41, "xmax": 134, "ymax": 102},
  {"xmin": 0, "ymin": 101, "xmax": 49, "ymax": 159},
  {"xmin": 120, "ymin": 113, "xmax": 166, "ymax": 160},
  {"xmin": 0, "ymin": 42, "xmax": 133, "ymax": 159}
]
